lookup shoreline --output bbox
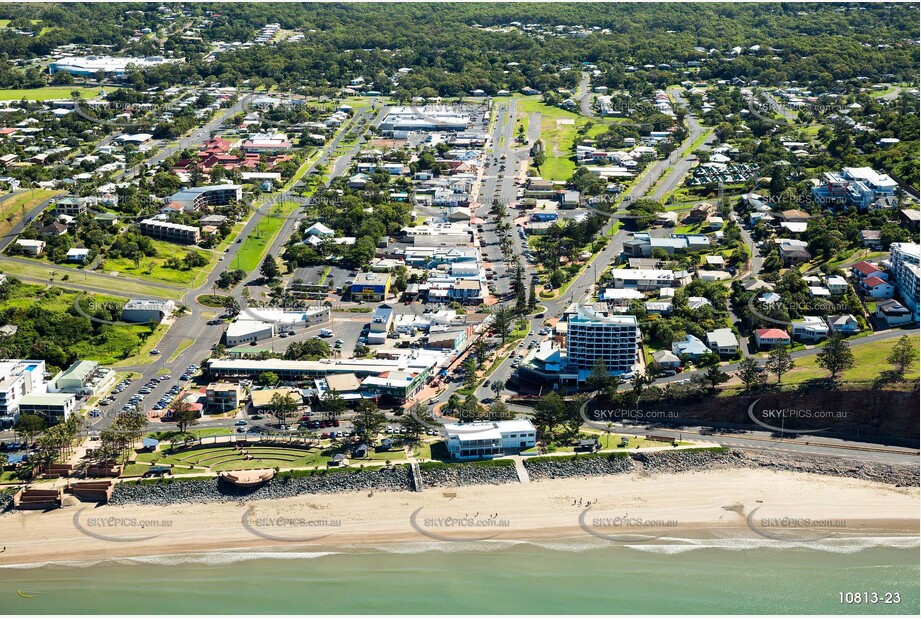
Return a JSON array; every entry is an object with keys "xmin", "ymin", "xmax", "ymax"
[{"xmin": 1, "ymin": 468, "xmax": 917, "ymax": 568}]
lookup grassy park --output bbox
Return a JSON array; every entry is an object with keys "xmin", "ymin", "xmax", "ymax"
[
  {"xmin": 0, "ymin": 87, "xmax": 107, "ymax": 101},
  {"xmin": 100, "ymin": 238, "xmax": 216, "ymax": 286},
  {"xmin": 780, "ymin": 337, "xmax": 919, "ymax": 385}
]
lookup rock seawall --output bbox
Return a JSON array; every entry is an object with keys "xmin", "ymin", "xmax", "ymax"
[
  {"xmin": 110, "ymin": 467, "xmax": 412, "ymax": 506},
  {"xmin": 420, "ymin": 462, "xmax": 519, "ymax": 487}
]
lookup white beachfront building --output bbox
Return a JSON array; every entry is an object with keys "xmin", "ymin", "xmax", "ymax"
[{"xmin": 443, "ymin": 420, "xmax": 537, "ymax": 460}]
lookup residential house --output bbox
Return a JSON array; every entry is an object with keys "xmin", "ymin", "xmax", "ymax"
[
  {"xmin": 705, "ymin": 329, "xmax": 739, "ymax": 357},
  {"xmin": 827, "ymin": 314, "xmax": 861, "ymax": 336},
  {"xmin": 824, "ymin": 275, "xmax": 848, "ymax": 295},
  {"xmin": 779, "ymin": 244, "xmax": 811, "ymax": 266},
  {"xmin": 651, "ymin": 350, "xmax": 681, "ymax": 369},
  {"xmin": 851, "ymin": 261, "xmax": 888, "ymax": 281},
  {"xmin": 671, "ymin": 335, "xmax": 712, "ymax": 361},
  {"xmin": 874, "ymin": 299, "xmax": 914, "ymax": 327},
  {"xmin": 14, "ymin": 239, "xmax": 45, "ymax": 256},
  {"xmin": 687, "ymin": 203, "xmax": 714, "ymax": 222},
  {"xmin": 65, "ymin": 248, "xmax": 90, "ymax": 263},
  {"xmin": 791, "ymin": 316, "xmax": 829, "ymax": 343},
  {"xmin": 859, "ymin": 230, "xmax": 882, "ymax": 250},
  {"xmin": 899, "ymin": 209, "xmax": 920, "ymax": 232},
  {"xmin": 780, "ymin": 209, "xmax": 811, "ymax": 223},
  {"xmin": 754, "ymin": 328, "xmax": 791, "ymax": 348},
  {"xmin": 443, "ymin": 419, "xmax": 537, "ymax": 460},
  {"xmin": 859, "ymin": 276, "xmax": 895, "ymax": 299}
]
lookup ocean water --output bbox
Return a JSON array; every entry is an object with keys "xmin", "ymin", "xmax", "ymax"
[{"xmin": 1, "ymin": 539, "xmax": 919, "ymax": 614}]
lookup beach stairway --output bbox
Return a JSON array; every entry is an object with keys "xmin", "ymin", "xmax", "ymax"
[
  {"xmin": 13, "ymin": 487, "xmax": 64, "ymax": 510},
  {"xmin": 512, "ymin": 458, "xmax": 531, "ymax": 484},
  {"xmin": 409, "ymin": 462, "xmax": 424, "ymax": 492},
  {"xmin": 68, "ymin": 480, "xmax": 115, "ymax": 504}
]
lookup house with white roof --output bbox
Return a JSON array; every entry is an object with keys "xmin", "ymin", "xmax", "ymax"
[
  {"xmin": 792, "ymin": 316, "xmax": 829, "ymax": 343},
  {"xmin": 827, "ymin": 314, "xmax": 861, "ymax": 336},
  {"xmin": 671, "ymin": 335, "xmax": 712, "ymax": 361}
]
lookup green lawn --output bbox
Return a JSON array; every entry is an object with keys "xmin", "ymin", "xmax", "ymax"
[
  {"xmin": 233, "ymin": 200, "xmax": 301, "ymax": 272},
  {"xmin": 782, "ymin": 337, "xmax": 919, "ymax": 384},
  {"xmin": 146, "ymin": 428, "xmax": 234, "ymax": 441},
  {"xmin": 0, "ymin": 260, "xmax": 181, "ymax": 300},
  {"xmin": 100, "ymin": 239, "xmax": 216, "ymax": 286},
  {"xmin": 0, "ymin": 87, "xmax": 108, "ymax": 101},
  {"xmin": 142, "ymin": 444, "xmax": 334, "ymax": 471},
  {"xmin": 516, "ymin": 97, "xmax": 597, "ymax": 181}
]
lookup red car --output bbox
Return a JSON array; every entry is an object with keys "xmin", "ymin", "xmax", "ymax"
[{"xmin": 332, "ymin": 419, "xmax": 340, "ymax": 427}]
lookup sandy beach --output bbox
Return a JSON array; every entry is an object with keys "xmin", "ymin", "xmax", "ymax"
[{"xmin": 1, "ymin": 468, "xmax": 917, "ymax": 567}]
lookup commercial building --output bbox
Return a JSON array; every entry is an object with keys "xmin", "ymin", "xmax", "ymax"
[
  {"xmin": 0, "ymin": 359, "xmax": 46, "ymax": 428},
  {"xmin": 367, "ymin": 304, "xmax": 395, "ymax": 345},
  {"xmin": 225, "ymin": 320, "xmax": 275, "ymax": 347},
  {"xmin": 121, "ymin": 299, "xmax": 175, "ymax": 324},
  {"xmin": 360, "ymin": 370, "xmax": 427, "ymax": 403},
  {"xmin": 167, "ymin": 185, "xmax": 242, "ymax": 211},
  {"xmin": 139, "ymin": 218, "xmax": 201, "ymax": 245},
  {"xmin": 811, "ymin": 167, "xmax": 898, "ymax": 209},
  {"xmin": 49, "ymin": 55, "xmax": 183, "ymax": 78},
  {"xmin": 207, "ymin": 351, "xmax": 448, "ymax": 383},
  {"xmin": 443, "ymin": 419, "xmax": 537, "ymax": 460},
  {"xmin": 49, "ymin": 360, "xmax": 114, "ymax": 396},
  {"xmin": 17, "ymin": 392, "xmax": 78, "ymax": 424},
  {"xmin": 205, "ymin": 383, "xmax": 243, "ymax": 412},
  {"xmin": 565, "ymin": 305, "xmax": 638, "ymax": 378},
  {"xmin": 249, "ymin": 387, "xmax": 301, "ymax": 412},
  {"xmin": 380, "ymin": 106, "xmax": 470, "ymax": 134},
  {"xmin": 350, "ymin": 272, "xmax": 392, "ymax": 302},
  {"xmin": 606, "ymin": 269, "xmax": 675, "ymax": 291}
]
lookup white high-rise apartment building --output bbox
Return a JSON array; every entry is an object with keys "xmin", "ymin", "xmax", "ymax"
[
  {"xmin": 565, "ymin": 305, "xmax": 638, "ymax": 377},
  {"xmin": 890, "ymin": 243, "xmax": 920, "ymax": 319}
]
